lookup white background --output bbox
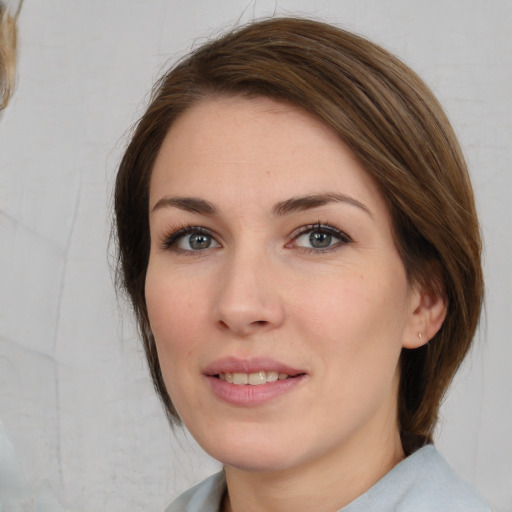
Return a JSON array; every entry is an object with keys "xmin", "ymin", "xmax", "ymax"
[{"xmin": 0, "ymin": 1, "xmax": 511, "ymax": 511}]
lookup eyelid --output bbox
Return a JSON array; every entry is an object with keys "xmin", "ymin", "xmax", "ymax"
[
  {"xmin": 160, "ymin": 222, "xmax": 351, "ymax": 253},
  {"xmin": 161, "ymin": 225, "xmax": 220, "ymax": 251},
  {"xmin": 287, "ymin": 223, "xmax": 352, "ymax": 251}
]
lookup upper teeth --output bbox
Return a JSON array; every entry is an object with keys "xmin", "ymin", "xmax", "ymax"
[{"xmin": 218, "ymin": 371, "xmax": 289, "ymax": 385}]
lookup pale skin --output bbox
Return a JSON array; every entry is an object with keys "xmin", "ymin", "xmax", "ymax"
[{"xmin": 145, "ymin": 96, "xmax": 447, "ymax": 512}]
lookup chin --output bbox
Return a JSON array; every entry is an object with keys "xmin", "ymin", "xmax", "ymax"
[
  {"xmin": 192, "ymin": 424, "xmax": 302, "ymax": 473},
  {"xmin": 215, "ymin": 447, "xmax": 298, "ymax": 473}
]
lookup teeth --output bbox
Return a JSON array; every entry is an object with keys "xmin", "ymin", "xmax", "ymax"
[
  {"xmin": 218, "ymin": 370, "xmax": 288, "ymax": 385},
  {"xmin": 266, "ymin": 371, "xmax": 278, "ymax": 382},
  {"xmin": 248, "ymin": 371, "xmax": 266, "ymax": 385},
  {"xmin": 233, "ymin": 373, "xmax": 248, "ymax": 385}
]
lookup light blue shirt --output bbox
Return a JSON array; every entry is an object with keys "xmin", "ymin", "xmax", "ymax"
[{"xmin": 165, "ymin": 445, "xmax": 492, "ymax": 512}]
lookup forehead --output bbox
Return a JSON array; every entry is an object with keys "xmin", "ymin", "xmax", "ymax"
[{"xmin": 149, "ymin": 96, "xmax": 386, "ymax": 214}]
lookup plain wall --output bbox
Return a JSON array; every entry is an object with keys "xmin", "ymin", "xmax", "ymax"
[{"xmin": 0, "ymin": 1, "xmax": 510, "ymax": 511}]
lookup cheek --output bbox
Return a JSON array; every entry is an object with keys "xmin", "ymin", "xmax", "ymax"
[
  {"xmin": 145, "ymin": 265, "xmax": 205, "ymax": 366},
  {"xmin": 292, "ymin": 268, "xmax": 408, "ymax": 368},
  {"xmin": 302, "ymin": 276, "xmax": 406, "ymax": 416},
  {"xmin": 145, "ymin": 266, "xmax": 211, "ymax": 415}
]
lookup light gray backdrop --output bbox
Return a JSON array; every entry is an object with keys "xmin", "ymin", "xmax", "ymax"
[{"xmin": 0, "ymin": 1, "xmax": 510, "ymax": 511}]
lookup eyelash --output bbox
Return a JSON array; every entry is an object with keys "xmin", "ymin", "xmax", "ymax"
[
  {"xmin": 161, "ymin": 222, "xmax": 352, "ymax": 253},
  {"xmin": 288, "ymin": 222, "xmax": 352, "ymax": 254},
  {"xmin": 161, "ymin": 224, "xmax": 215, "ymax": 252}
]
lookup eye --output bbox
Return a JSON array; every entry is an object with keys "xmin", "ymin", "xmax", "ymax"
[
  {"xmin": 162, "ymin": 226, "xmax": 221, "ymax": 252},
  {"xmin": 178, "ymin": 232, "xmax": 218, "ymax": 251},
  {"xmin": 290, "ymin": 223, "xmax": 351, "ymax": 252}
]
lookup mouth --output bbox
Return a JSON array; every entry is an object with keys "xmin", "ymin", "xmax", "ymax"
[
  {"xmin": 216, "ymin": 371, "xmax": 298, "ymax": 385},
  {"xmin": 204, "ymin": 357, "xmax": 307, "ymax": 406}
]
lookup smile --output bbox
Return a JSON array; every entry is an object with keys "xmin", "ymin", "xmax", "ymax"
[
  {"xmin": 205, "ymin": 357, "xmax": 307, "ymax": 406},
  {"xmin": 217, "ymin": 371, "xmax": 290, "ymax": 385}
]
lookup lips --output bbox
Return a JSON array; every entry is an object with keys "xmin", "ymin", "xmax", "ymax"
[
  {"xmin": 204, "ymin": 357, "xmax": 307, "ymax": 406},
  {"xmin": 219, "ymin": 371, "xmax": 290, "ymax": 385},
  {"xmin": 204, "ymin": 356, "xmax": 305, "ymax": 380}
]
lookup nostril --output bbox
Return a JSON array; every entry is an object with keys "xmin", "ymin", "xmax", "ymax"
[{"xmin": 218, "ymin": 320, "xmax": 229, "ymax": 330}]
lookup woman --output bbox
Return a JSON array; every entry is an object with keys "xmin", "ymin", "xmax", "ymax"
[{"xmin": 114, "ymin": 17, "xmax": 490, "ymax": 511}]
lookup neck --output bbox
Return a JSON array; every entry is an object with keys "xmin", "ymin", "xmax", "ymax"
[{"xmin": 223, "ymin": 420, "xmax": 404, "ymax": 512}]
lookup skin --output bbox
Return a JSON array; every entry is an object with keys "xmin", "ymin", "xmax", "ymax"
[{"xmin": 145, "ymin": 96, "xmax": 446, "ymax": 512}]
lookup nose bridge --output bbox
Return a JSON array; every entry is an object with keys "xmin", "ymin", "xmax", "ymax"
[{"xmin": 213, "ymin": 240, "xmax": 284, "ymax": 335}]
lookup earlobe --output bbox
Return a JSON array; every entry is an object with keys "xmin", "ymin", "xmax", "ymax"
[{"xmin": 403, "ymin": 285, "xmax": 448, "ymax": 349}]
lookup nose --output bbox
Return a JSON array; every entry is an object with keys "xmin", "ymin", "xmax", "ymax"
[{"xmin": 212, "ymin": 247, "xmax": 285, "ymax": 336}]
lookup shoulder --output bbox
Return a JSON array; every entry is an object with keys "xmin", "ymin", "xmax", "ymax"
[
  {"xmin": 164, "ymin": 447, "xmax": 492, "ymax": 512},
  {"xmin": 163, "ymin": 471, "xmax": 226, "ymax": 512},
  {"xmin": 342, "ymin": 445, "xmax": 492, "ymax": 512},
  {"xmin": 396, "ymin": 445, "xmax": 492, "ymax": 511}
]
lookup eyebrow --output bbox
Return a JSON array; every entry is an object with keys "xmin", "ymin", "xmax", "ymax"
[
  {"xmin": 151, "ymin": 196, "xmax": 218, "ymax": 215},
  {"xmin": 151, "ymin": 193, "xmax": 371, "ymax": 217},
  {"xmin": 272, "ymin": 193, "xmax": 372, "ymax": 217}
]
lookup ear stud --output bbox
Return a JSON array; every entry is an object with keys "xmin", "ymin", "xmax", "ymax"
[{"xmin": 418, "ymin": 332, "xmax": 423, "ymax": 340}]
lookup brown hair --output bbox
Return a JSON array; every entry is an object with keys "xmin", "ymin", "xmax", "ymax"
[
  {"xmin": 114, "ymin": 17, "xmax": 483, "ymax": 454},
  {"xmin": 0, "ymin": 1, "xmax": 19, "ymax": 110}
]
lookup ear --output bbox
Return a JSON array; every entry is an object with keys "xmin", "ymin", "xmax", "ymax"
[{"xmin": 402, "ymin": 282, "xmax": 448, "ymax": 349}]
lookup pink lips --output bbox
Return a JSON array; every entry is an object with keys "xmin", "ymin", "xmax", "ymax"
[
  {"xmin": 204, "ymin": 356, "xmax": 305, "ymax": 376},
  {"xmin": 204, "ymin": 357, "xmax": 307, "ymax": 407}
]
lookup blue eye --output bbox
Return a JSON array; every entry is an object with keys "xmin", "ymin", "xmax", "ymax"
[
  {"xmin": 307, "ymin": 231, "xmax": 333, "ymax": 248},
  {"xmin": 163, "ymin": 227, "xmax": 220, "ymax": 252},
  {"xmin": 292, "ymin": 224, "xmax": 350, "ymax": 251}
]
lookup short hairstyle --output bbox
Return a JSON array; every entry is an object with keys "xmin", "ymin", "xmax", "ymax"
[
  {"xmin": 114, "ymin": 17, "xmax": 483, "ymax": 455},
  {"xmin": 0, "ymin": 1, "xmax": 19, "ymax": 110}
]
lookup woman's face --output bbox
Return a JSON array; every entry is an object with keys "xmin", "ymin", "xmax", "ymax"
[{"xmin": 146, "ymin": 96, "xmax": 423, "ymax": 473}]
